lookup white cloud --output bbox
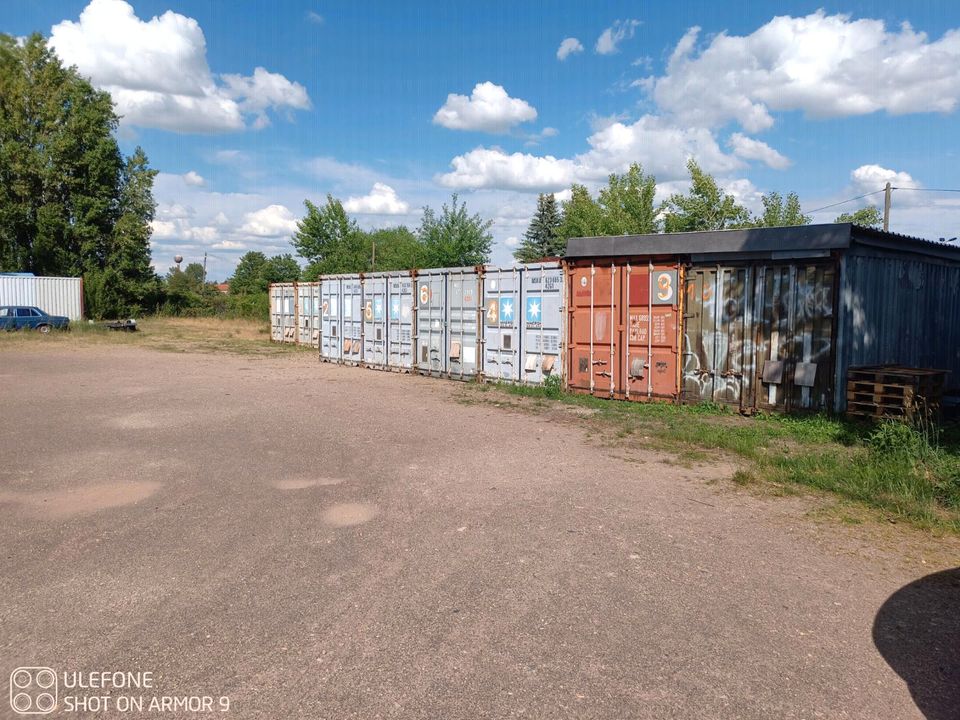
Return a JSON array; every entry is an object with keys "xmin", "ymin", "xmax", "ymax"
[
  {"xmin": 239, "ymin": 204, "xmax": 299, "ymax": 238},
  {"xmin": 556, "ymin": 37, "xmax": 584, "ymax": 61},
  {"xmin": 213, "ymin": 240, "xmax": 246, "ymax": 250},
  {"xmin": 433, "ymin": 82, "xmax": 537, "ymax": 134},
  {"xmin": 343, "ymin": 183, "xmax": 410, "ymax": 215},
  {"xmin": 596, "ymin": 19, "xmax": 640, "ymax": 55},
  {"xmin": 504, "ymin": 236, "xmax": 519, "ymax": 247},
  {"xmin": 306, "ymin": 11, "xmax": 324, "ymax": 24},
  {"xmin": 650, "ymin": 11, "xmax": 960, "ymax": 133},
  {"xmin": 851, "ymin": 164, "xmax": 919, "ymax": 192},
  {"xmin": 49, "ymin": 0, "xmax": 310, "ymax": 133},
  {"xmin": 728, "ymin": 133, "xmax": 791, "ymax": 169},
  {"xmin": 437, "ymin": 147, "xmax": 577, "ymax": 192},
  {"xmin": 182, "ymin": 171, "xmax": 206, "ymax": 186},
  {"xmin": 438, "ymin": 115, "xmax": 743, "ymax": 192}
]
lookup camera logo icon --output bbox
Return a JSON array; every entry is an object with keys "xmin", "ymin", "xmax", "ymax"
[{"xmin": 9, "ymin": 668, "xmax": 57, "ymax": 715}]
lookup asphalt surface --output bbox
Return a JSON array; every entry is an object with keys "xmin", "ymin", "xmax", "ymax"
[{"xmin": 1, "ymin": 346, "xmax": 957, "ymax": 719}]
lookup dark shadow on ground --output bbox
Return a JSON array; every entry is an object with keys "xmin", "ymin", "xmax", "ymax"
[{"xmin": 873, "ymin": 567, "xmax": 960, "ymax": 720}]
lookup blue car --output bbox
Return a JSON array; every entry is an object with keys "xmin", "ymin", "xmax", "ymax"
[{"xmin": 0, "ymin": 306, "xmax": 70, "ymax": 333}]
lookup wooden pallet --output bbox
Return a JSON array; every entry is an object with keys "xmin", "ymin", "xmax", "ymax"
[{"xmin": 845, "ymin": 365, "xmax": 946, "ymax": 421}]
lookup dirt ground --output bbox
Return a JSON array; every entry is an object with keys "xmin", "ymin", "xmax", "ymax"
[{"xmin": 1, "ymin": 344, "xmax": 957, "ymax": 719}]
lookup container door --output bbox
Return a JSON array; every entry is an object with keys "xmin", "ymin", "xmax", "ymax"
[
  {"xmin": 447, "ymin": 269, "xmax": 480, "ymax": 378},
  {"xmin": 522, "ymin": 262, "xmax": 564, "ymax": 385},
  {"xmin": 297, "ymin": 283, "xmax": 312, "ymax": 345},
  {"xmin": 416, "ymin": 272, "xmax": 446, "ymax": 375},
  {"xmin": 282, "ymin": 285, "xmax": 297, "ymax": 343},
  {"xmin": 623, "ymin": 264, "xmax": 680, "ymax": 400},
  {"xmin": 753, "ymin": 263, "xmax": 835, "ymax": 411},
  {"xmin": 682, "ymin": 267, "xmax": 752, "ymax": 408},
  {"xmin": 320, "ymin": 279, "xmax": 341, "ymax": 361},
  {"xmin": 388, "ymin": 275, "xmax": 414, "ymax": 369},
  {"xmin": 270, "ymin": 285, "xmax": 283, "ymax": 342},
  {"xmin": 311, "ymin": 283, "xmax": 321, "ymax": 347},
  {"xmin": 363, "ymin": 277, "xmax": 388, "ymax": 367},
  {"xmin": 567, "ymin": 264, "xmax": 620, "ymax": 398},
  {"xmin": 483, "ymin": 267, "xmax": 521, "ymax": 382},
  {"xmin": 342, "ymin": 277, "xmax": 363, "ymax": 365}
]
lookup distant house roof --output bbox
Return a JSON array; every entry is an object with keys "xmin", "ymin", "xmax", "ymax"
[
  {"xmin": 216, "ymin": 282, "xmax": 230, "ymax": 294},
  {"xmin": 564, "ymin": 223, "xmax": 960, "ymax": 263}
]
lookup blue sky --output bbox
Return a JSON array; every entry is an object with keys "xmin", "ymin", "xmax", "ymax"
[{"xmin": 3, "ymin": 1, "xmax": 959, "ymax": 279}]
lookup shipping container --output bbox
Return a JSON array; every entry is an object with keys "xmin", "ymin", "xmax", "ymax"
[
  {"xmin": 566, "ymin": 261, "xmax": 681, "ymax": 400},
  {"xmin": 518, "ymin": 262, "xmax": 565, "ymax": 384},
  {"xmin": 566, "ymin": 223, "xmax": 960, "ymax": 413},
  {"xmin": 413, "ymin": 267, "xmax": 482, "ymax": 379},
  {"xmin": 361, "ymin": 272, "xmax": 415, "ymax": 370},
  {"xmin": 481, "ymin": 266, "xmax": 522, "ymax": 381},
  {"xmin": 340, "ymin": 275, "xmax": 364, "ymax": 366},
  {"xmin": 387, "ymin": 273, "xmax": 415, "ymax": 369},
  {"xmin": 269, "ymin": 283, "xmax": 298, "ymax": 344},
  {"xmin": 681, "ymin": 263, "xmax": 835, "ymax": 412},
  {"xmin": 319, "ymin": 277, "xmax": 341, "ymax": 362},
  {"xmin": 299, "ymin": 282, "xmax": 321, "ymax": 347},
  {"xmin": 0, "ymin": 275, "xmax": 83, "ymax": 320}
]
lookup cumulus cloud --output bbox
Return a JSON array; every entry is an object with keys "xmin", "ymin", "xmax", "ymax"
[
  {"xmin": 239, "ymin": 205, "xmax": 299, "ymax": 238},
  {"xmin": 438, "ymin": 115, "xmax": 743, "ymax": 192},
  {"xmin": 650, "ymin": 11, "xmax": 960, "ymax": 133},
  {"xmin": 49, "ymin": 0, "xmax": 310, "ymax": 133},
  {"xmin": 596, "ymin": 19, "xmax": 640, "ymax": 55},
  {"xmin": 433, "ymin": 82, "xmax": 537, "ymax": 134},
  {"xmin": 504, "ymin": 236, "xmax": 519, "ymax": 247},
  {"xmin": 556, "ymin": 37, "xmax": 584, "ymax": 61},
  {"xmin": 343, "ymin": 183, "xmax": 410, "ymax": 215},
  {"xmin": 727, "ymin": 133, "xmax": 791, "ymax": 169},
  {"xmin": 182, "ymin": 171, "xmax": 206, "ymax": 186}
]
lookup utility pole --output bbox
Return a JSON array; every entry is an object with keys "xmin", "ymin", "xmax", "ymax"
[
  {"xmin": 203, "ymin": 252, "xmax": 208, "ymax": 283},
  {"xmin": 371, "ymin": 241, "xmax": 376, "ymax": 272},
  {"xmin": 883, "ymin": 182, "xmax": 892, "ymax": 232}
]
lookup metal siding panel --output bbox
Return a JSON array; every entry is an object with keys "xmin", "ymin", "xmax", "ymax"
[
  {"xmin": 482, "ymin": 266, "xmax": 522, "ymax": 382},
  {"xmin": 0, "ymin": 276, "xmax": 82, "ymax": 320},
  {"xmin": 362, "ymin": 276, "xmax": 389, "ymax": 368},
  {"xmin": 415, "ymin": 270, "xmax": 447, "ymax": 376},
  {"xmin": 521, "ymin": 262, "xmax": 564, "ymax": 385}
]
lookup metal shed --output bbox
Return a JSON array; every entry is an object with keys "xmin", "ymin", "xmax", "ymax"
[{"xmin": 565, "ymin": 223, "xmax": 960, "ymax": 413}]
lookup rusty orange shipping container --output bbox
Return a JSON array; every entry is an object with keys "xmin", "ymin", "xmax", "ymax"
[{"xmin": 566, "ymin": 261, "xmax": 682, "ymax": 400}]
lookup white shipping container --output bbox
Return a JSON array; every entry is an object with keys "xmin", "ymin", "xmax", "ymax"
[{"xmin": 0, "ymin": 275, "xmax": 83, "ymax": 320}]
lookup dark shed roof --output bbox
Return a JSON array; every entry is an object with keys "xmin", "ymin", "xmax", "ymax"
[{"xmin": 564, "ymin": 223, "xmax": 960, "ymax": 263}]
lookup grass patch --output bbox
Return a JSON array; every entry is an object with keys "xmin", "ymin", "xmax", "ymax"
[
  {"xmin": 0, "ymin": 317, "xmax": 314, "ymax": 356},
  {"xmin": 480, "ymin": 382, "xmax": 960, "ymax": 533}
]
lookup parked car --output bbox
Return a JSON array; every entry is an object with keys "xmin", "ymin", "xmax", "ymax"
[{"xmin": 0, "ymin": 306, "xmax": 70, "ymax": 333}]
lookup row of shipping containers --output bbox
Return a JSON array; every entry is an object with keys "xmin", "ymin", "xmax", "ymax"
[
  {"xmin": 270, "ymin": 225, "xmax": 960, "ymax": 413},
  {"xmin": 270, "ymin": 262, "xmax": 564, "ymax": 385}
]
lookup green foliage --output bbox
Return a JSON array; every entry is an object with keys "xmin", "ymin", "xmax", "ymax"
[
  {"xmin": 230, "ymin": 251, "xmax": 300, "ymax": 295},
  {"xmin": 835, "ymin": 206, "xmax": 883, "ymax": 228},
  {"xmin": 0, "ymin": 33, "xmax": 159, "ymax": 318},
  {"xmin": 597, "ymin": 163, "xmax": 658, "ymax": 235},
  {"xmin": 542, "ymin": 373, "xmax": 563, "ymax": 398},
  {"xmin": 291, "ymin": 195, "xmax": 358, "ymax": 269},
  {"xmin": 417, "ymin": 193, "xmax": 493, "ymax": 268},
  {"xmin": 514, "ymin": 193, "xmax": 564, "ymax": 262},
  {"xmin": 558, "ymin": 184, "xmax": 606, "ymax": 240},
  {"xmin": 662, "ymin": 159, "xmax": 751, "ymax": 232},
  {"xmin": 368, "ymin": 226, "xmax": 423, "ymax": 271},
  {"xmin": 750, "ymin": 191, "xmax": 811, "ymax": 228}
]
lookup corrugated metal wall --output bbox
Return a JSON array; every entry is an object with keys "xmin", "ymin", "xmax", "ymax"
[
  {"xmin": 0, "ymin": 276, "xmax": 83, "ymax": 320},
  {"xmin": 836, "ymin": 251, "xmax": 960, "ymax": 410}
]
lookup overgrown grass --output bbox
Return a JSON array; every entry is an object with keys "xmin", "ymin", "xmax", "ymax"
[
  {"xmin": 482, "ymin": 382, "xmax": 960, "ymax": 533},
  {"xmin": 0, "ymin": 317, "xmax": 313, "ymax": 356}
]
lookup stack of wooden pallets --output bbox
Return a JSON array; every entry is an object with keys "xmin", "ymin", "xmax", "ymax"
[{"xmin": 846, "ymin": 365, "xmax": 948, "ymax": 421}]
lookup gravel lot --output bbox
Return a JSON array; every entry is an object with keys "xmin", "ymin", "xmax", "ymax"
[{"xmin": 1, "ymin": 346, "xmax": 956, "ymax": 719}]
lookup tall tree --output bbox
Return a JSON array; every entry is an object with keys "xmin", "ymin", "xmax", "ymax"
[
  {"xmin": 417, "ymin": 194, "xmax": 493, "ymax": 267},
  {"xmin": 835, "ymin": 206, "xmax": 883, "ymax": 228},
  {"xmin": 514, "ymin": 193, "xmax": 564, "ymax": 262},
  {"xmin": 0, "ymin": 33, "xmax": 158, "ymax": 317},
  {"xmin": 598, "ymin": 163, "xmax": 658, "ymax": 235},
  {"xmin": 290, "ymin": 195, "xmax": 358, "ymax": 269},
  {"xmin": 662, "ymin": 159, "xmax": 750, "ymax": 232},
  {"xmin": 230, "ymin": 251, "xmax": 300, "ymax": 294},
  {"xmin": 557, "ymin": 184, "xmax": 605, "ymax": 241},
  {"xmin": 750, "ymin": 191, "xmax": 810, "ymax": 227}
]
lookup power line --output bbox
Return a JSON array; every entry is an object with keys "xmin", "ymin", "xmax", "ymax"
[
  {"xmin": 894, "ymin": 187, "xmax": 960, "ymax": 193},
  {"xmin": 807, "ymin": 189, "xmax": 886, "ymax": 214}
]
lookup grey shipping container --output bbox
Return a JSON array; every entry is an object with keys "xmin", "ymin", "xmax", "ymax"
[
  {"xmin": 415, "ymin": 267, "xmax": 481, "ymax": 379},
  {"xmin": 319, "ymin": 278, "xmax": 342, "ymax": 362},
  {"xmin": 340, "ymin": 275, "xmax": 364, "ymax": 365},
  {"xmin": 481, "ymin": 266, "xmax": 523, "ymax": 381},
  {"xmin": 298, "ymin": 282, "xmax": 321, "ymax": 347},
  {"xmin": 270, "ymin": 283, "xmax": 298, "ymax": 344},
  {"xmin": 362, "ymin": 272, "xmax": 415, "ymax": 370},
  {"xmin": 0, "ymin": 275, "xmax": 84, "ymax": 320},
  {"xmin": 520, "ymin": 262, "xmax": 565, "ymax": 384}
]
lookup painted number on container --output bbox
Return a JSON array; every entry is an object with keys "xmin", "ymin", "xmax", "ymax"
[
  {"xmin": 654, "ymin": 271, "xmax": 677, "ymax": 305},
  {"xmin": 419, "ymin": 284, "xmax": 431, "ymax": 305},
  {"xmin": 486, "ymin": 299, "xmax": 499, "ymax": 325},
  {"xmin": 364, "ymin": 300, "xmax": 373, "ymax": 321}
]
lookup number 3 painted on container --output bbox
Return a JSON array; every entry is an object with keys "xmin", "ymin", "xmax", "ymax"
[{"xmin": 656, "ymin": 272, "xmax": 674, "ymax": 302}]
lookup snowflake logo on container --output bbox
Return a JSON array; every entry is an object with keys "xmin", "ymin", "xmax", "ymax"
[
  {"xmin": 499, "ymin": 298, "xmax": 514, "ymax": 323},
  {"xmin": 390, "ymin": 299, "xmax": 400, "ymax": 320},
  {"xmin": 526, "ymin": 296, "xmax": 542, "ymax": 324},
  {"xmin": 374, "ymin": 297, "xmax": 384, "ymax": 321}
]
